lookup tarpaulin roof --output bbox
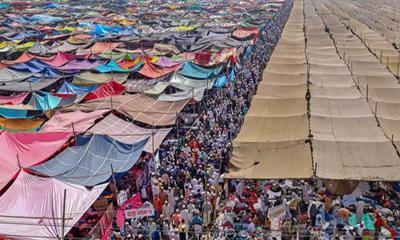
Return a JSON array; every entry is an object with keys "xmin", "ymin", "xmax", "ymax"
[
  {"xmin": 145, "ymin": 73, "xmax": 215, "ymax": 101},
  {"xmin": 227, "ymin": 1, "xmax": 312, "ymax": 179},
  {"xmin": 88, "ymin": 113, "xmax": 171, "ymax": 153},
  {"xmin": 0, "ymin": 131, "xmax": 71, "ymax": 191},
  {"xmin": 56, "ymin": 59, "xmax": 107, "ymax": 71},
  {"xmin": 30, "ymin": 135, "xmax": 148, "ymax": 186},
  {"xmin": 0, "ymin": 171, "xmax": 106, "ymax": 240},
  {"xmin": 0, "ymin": 117, "xmax": 43, "ymax": 132},
  {"xmin": 57, "ymin": 81, "xmax": 97, "ymax": 94},
  {"xmin": 73, "ymin": 72, "xmax": 129, "ymax": 86},
  {"xmin": 0, "ymin": 68, "xmax": 37, "ymax": 83},
  {"xmin": 63, "ymin": 94, "xmax": 189, "ymax": 126},
  {"xmin": 40, "ymin": 110, "xmax": 108, "ymax": 132},
  {"xmin": 39, "ymin": 52, "xmax": 74, "ymax": 67},
  {"xmin": 10, "ymin": 59, "xmax": 55, "ymax": 74},
  {"xmin": 95, "ymin": 60, "xmax": 140, "ymax": 73},
  {"xmin": 154, "ymin": 56, "xmax": 184, "ymax": 68},
  {"xmin": 84, "ymin": 81, "xmax": 126, "ymax": 101},
  {"xmin": 90, "ymin": 42, "xmax": 122, "ymax": 54},
  {"xmin": 179, "ymin": 62, "xmax": 222, "ymax": 79},
  {"xmin": 0, "ymin": 93, "xmax": 28, "ymax": 105},
  {"xmin": 0, "ymin": 77, "xmax": 61, "ymax": 92},
  {"xmin": 1, "ymin": 52, "xmax": 35, "ymax": 65},
  {"xmin": 138, "ymin": 60, "xmax": 181, "ymax": 79}
]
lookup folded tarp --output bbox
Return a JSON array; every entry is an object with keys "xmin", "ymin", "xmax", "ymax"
[
  {"xmin": 95, "ymin": 60, "xmax": 141, "ymax": 73},
  {"xmin": 63, "ymin": 94, "xmax": 188, "ymax": 126},
  {"xmin": 88, "ymin": 113, "xmax": 171, "ymax": 153},
  {"xmin": 138, "ymin": 60, "xmax": 181, "ymax": 79},
  {"xmin": 0, "ymin": 117, "xmax": 43, "ymax": 132},
  {"xmin": 40, "ymin": 110, "xmax": 109, "ymax": 132},
  {"xmin": 0, "ymin": 93, "xmax": 28, "ymax": 105},
  {"xmin": 84, "ymin": 81, "xmax": 126, "ymax": 101},
  {"xmin": 0, "ymin": 131, "xmax": 71, "ymax": 191},
  {"xmin": 30, "ymin": 135, "xmax": 148, "ymax": 186},
  {"xmin": 0, "ymin": 171, "xmax": 106, "ymax": 239},
  {"xmin": 179, "ymin": 62, "xmax": 222, "ymax": 79},
  {"xmin": 73, "ymin": 72, "xmax": 129, "ymax": 86},
  {"xmin": 56, "ymin": 59, "xmax": 107, "ymax": 71},
  {"xmin": 57, "ymin": 81, "xmax": 97, "ymax": 94}
]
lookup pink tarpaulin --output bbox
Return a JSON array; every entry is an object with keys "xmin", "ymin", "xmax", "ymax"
[
  {"xmin": 116, "ymin": 193, "xmax": 142, "ymax": 228},
  {"xmin": 0, "ymin": 171, "xmax": 107, "ymax": 240},
  {"xmin": 138, "ymin": 60, "xmax": 181, "ymax": 79},
  {"xmin": 154, "ymin": 56, "xmax": 184, "ymax": 68},
  {"xmin": 0, "ymin": 93, "xmax": 28, "ymax": 105},
  {"xmin": 84, "ymin": 81, "xmax": 126, "ymax": 101},
  {"xmin": 0, "ymin": 131, "xmax": 72, "ymax": 191},
  {"xmin": 39, "ymin": 52, "xmax": 75, "ymax": 67},
  {"xmin": 40, "ymin": 110, "xmax": 109, "ymax": 132}
]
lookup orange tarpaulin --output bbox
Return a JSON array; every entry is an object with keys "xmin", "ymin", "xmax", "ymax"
[
  {"xmin": 2, "ymin": 52, "xmax": 35, "ymax": 65},
  {"xmin": 90, "ymin": 42, "xmax": 122, "ymax": 54},
  {"xmin": 0, "ymin": 117, "xmax": 43, "ymax": 131}
]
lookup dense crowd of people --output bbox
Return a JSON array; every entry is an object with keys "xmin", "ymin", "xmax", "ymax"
[{"xmin": 108, "ymin": 0, "xmax": 400, "ymax": 239}]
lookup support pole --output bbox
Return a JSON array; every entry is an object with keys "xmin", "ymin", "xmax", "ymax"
[
  {"xmin": 61, "ymin": 189, "xmax": 67, "ymax": 240},
  {"xmin": 366, "ymin": 84, "xmax": 369, "ymax": 102}
]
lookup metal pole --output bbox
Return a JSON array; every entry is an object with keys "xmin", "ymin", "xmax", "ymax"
[
  {"xmin": 397, "ymin": 52, "xmax": 400, "ymax": 77},
  {"xmin": 366, "ymin": 84, "xmax": 369, "ymax": 102},
  {"xmin": 16, "ymin": 154, "xmax": 21, "ymax": 169},
  {"xmin": 61, "ymin": 189, "xmax": 67, "ymax": 240}
]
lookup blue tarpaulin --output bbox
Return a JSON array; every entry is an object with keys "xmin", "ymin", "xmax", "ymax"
[
  {"xmin": 179, "ymin": 62, "xmax": 222, "ymax": 79},
  {"xmin": 90, "ymin": 24, "xmax": 122, "ymax": 36},
  {"xmin": 11, "ymin": 59, "xmax": 51, "ymax": 73},
  {"xmin": 214, "ymin": 75, "xmax": 227, "ymax": 88},
  {"xmin": 33, "ymin": 92, "xmax": 62, "ymax": 110},
  {"xmin": 57, "ymin": 82, "xmax": 96, "ymax": 94},
  {"xmin": 29, "ymin": 14, "xmax": 64, "ymax": 24},
  {"xmin": 30, "ymin": 135, "xmax": 148, "ymax": 186}
]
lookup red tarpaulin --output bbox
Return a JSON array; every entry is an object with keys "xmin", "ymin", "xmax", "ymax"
[
  {"xmin": 0, "ymin": 131, "xmax": 72, "ymax": 191},
  {"xmin": 39, "ymin": 52, "xmax": 75, "ymax": 67},
  {"xmin": 84, "ymin": 81, "xmax": 126, "ymax": 101},
  {"xmin": 138, "ymin": 60, "xmax": 181, "ymax": 79}
]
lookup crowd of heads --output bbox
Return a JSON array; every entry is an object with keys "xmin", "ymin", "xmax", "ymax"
[{"xmin": 110, "ymin": 0, "xmax": 400, "ymax": 239}]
